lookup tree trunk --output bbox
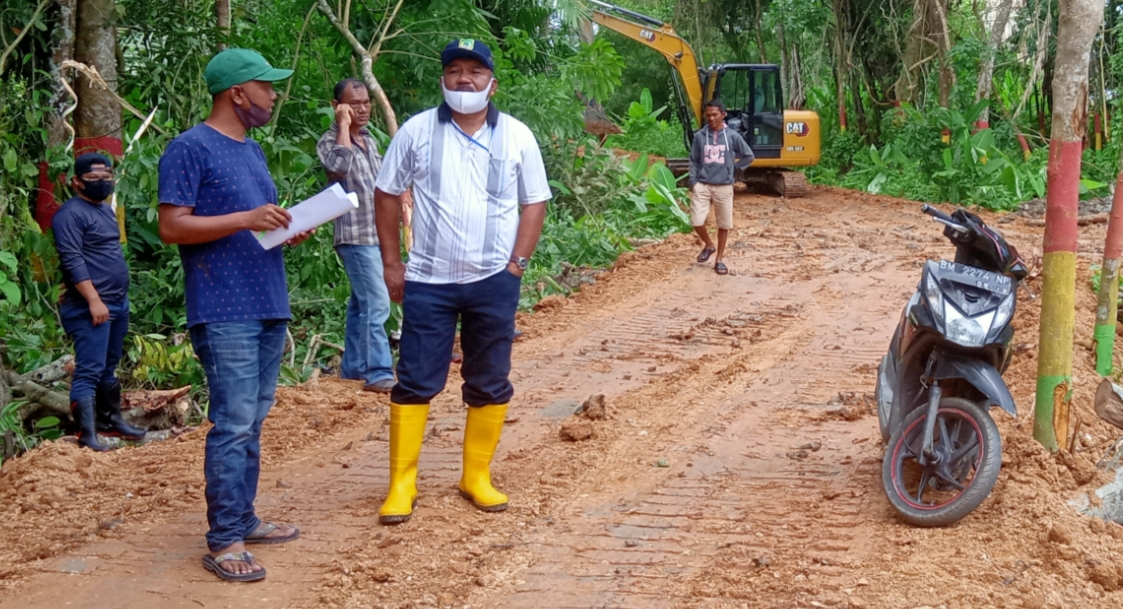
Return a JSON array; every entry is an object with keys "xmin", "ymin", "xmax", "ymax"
[
  {"xmin": 1035, "ymin": 0, "xmax": 1104, "ymax": 451},
  {"xmin": 778, "ymin": 24, "xmax": 806, "ymax": 108},
  {"xmin": 833, "ymin": 0, "xmax": 849, "ymax": 131},
  {"xmin": 315, "ymin": 0, "xmax": 399, "ymax": 135},
  {"xmin": 693, "ymin": 0, "xmax": 705, "ymax": 66},
  {"xmin": 35, "ymin": 0, "xmax": 78, "ymax": 233},
  {"xmin": 894, "ymin": 0, "xmax": 933, "ymax": 104},
  {"xmin": 975, "ymin": 0, "xmax": 1016, "ymax": 127},
  {"xmin": 932, "ymin": 0, "xmax": 956, "ymax": 108},
  {"xmin": 754, "ymin": 0, "xmax": 767, "ymax": 63},
  {"xmin": 74, "ymin": 0, "xmax": 122, "ymax": 149},
  {"xmin": 1095, "ymin": 149, "xmax": 1123, "ymax": 375},
  {"xmin": 789, "ymin": 39, "xmax": 805, "ymax": 109},
  {"xmin": 216, "ymin": 0, "xmax": 231, "ymax": 51}
]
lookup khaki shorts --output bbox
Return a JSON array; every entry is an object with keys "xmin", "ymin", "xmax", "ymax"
[{"xmin": 690, "ymin": 183, "xmax": 734, "ymax": 229}]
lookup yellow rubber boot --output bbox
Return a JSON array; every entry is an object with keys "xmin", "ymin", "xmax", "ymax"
[
  {"xmin": 458, "ymin": 404, "xmax": 509, "ymax": 512},
  {"xmin": 379, "ymin": 403, "xmax": 429, "ymax": 524}
]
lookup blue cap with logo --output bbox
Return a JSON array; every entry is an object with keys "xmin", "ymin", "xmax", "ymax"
[{"xmin": 441, "ymin": 39, "xmax": 494, "ymax": 71}]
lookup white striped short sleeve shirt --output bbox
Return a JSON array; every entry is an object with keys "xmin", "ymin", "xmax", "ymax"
[{"xmin": 375, "ymin": 103, "xmax": 551, "ymax": 285}]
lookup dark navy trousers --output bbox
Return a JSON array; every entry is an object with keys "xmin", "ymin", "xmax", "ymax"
[{"xmin": 391, "ymin": 269, "xmax": 521, "ymax": 407}]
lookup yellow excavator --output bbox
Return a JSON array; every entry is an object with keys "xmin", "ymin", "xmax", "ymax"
[{"xmin": 587, "ymin": 0, "xmax": 821, "ymax": 197}]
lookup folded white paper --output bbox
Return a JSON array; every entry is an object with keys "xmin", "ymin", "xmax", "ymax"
[{"xmin": 256, "ymin": 183, "xmax": 358, "ymax": 250}]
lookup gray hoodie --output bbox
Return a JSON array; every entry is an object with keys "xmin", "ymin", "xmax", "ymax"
[{"xmin": 688, "ymin": 126, "xmax": 754, "ymax": 187}]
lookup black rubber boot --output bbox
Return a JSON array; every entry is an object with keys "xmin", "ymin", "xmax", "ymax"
[
  {"xmin": 72, "ymin": 396, "xmax": 110, "ymax": 452},
  {"xmin": 95, "ymin": 380, "xmax": 146, "ymax": 441}
]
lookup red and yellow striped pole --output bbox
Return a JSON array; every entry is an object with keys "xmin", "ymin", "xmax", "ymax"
[
  {"xmin": 1095, "ymin": 162, "xmax": 1123, "ymax": 375},
  {"xmin": 1035, "ymin": 0, "xmax": 1103, "ymax": 451}
]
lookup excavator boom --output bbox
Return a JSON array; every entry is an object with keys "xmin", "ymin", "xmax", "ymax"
[{"xmin": 588, "ymin": 0, "xmax": 705, "ymax": 127}]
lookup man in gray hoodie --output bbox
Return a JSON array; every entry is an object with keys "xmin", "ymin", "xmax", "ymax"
[{"xmin": 688, "ymin": 99, "xmax": 754, "ymax": 275}]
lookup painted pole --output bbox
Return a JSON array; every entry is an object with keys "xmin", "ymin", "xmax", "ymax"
[
  {"xmin": 1035, "ymin": 0, "xmax": 1105, "ymax": 451},
  {"xmin": 1095, "ymin": 161, "xmax": 1123, "ymax": 375}
]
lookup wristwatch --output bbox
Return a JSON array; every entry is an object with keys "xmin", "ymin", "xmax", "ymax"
[{"xmin": 509, "ymin": 256, "xmax": 529, "ymax": 271}]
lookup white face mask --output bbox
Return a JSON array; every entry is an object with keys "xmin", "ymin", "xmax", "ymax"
[{"xmin": 441, "ymin": 78, "xmax": 494, "ymax": 114}]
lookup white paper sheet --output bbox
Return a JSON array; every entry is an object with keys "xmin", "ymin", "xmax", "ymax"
[{"xmin": 256, "ymin": 183, "xmax": 358, "ymax": 250}]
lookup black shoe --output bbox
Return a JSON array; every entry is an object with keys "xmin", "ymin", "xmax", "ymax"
[
  {"xmin": 95, "ymin": 380, "xmax": 146, "ymax": 441},
  {"xmin": 72, "ymin": 396, "xmax": 110, "ymax": 452}
]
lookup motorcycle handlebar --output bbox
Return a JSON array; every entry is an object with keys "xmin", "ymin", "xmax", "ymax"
[
  {"xmin": 921, "ymin": 204, "xmax": 969, "ymax": 234},
  {"xmin": 921, "ymin": 204, "xmax": 953, "ymax": 223}
]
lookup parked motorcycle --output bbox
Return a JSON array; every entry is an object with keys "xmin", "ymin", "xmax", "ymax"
[{"xmin": 875, "ymin": 204, "xmax": 1028, "ymax": 527}]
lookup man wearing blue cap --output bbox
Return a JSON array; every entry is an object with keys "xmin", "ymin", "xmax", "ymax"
[
  {"xmin": 157, "ymin": 48, "xmax": 310, "ymax": 582},
  {"xmin": 53, "ymin": 152, "xmax": 147, "ymax": 452},
  {"xmin": 372, "ymin": 39, "xmax": 551, "ymax": 525}
]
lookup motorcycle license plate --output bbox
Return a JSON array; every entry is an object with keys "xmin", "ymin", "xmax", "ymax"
[{"xmin": 937, "ymin": 260, "xmax": 1013, "ymax": 296}]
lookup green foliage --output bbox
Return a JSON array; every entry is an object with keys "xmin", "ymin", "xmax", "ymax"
[
  {"xmin": 603, "ymin": 88, "xmax": 688, "ymax": 158},
  {"xmin": 126, "ymin": 334, "xmax": 205, "ymax": 391},
  {"xmin": 809, "ymin": 100, "xmax": 1081, "ymax": 211},
  {"xmin": 529, "ymin": 138, "xmax": 690, "ymax": 307}
]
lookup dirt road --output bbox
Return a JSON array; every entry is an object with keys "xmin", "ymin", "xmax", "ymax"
[{"xmin": 4, "ymin": 186, "xmax": 1123, "ymax": 609}]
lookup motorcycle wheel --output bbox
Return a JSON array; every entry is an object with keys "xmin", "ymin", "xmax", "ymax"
[
  {"xmin": 881, "ymin": 397, "xmax": 1002, "ymax": 527},
  {"xmin": 875, "ymin": 354, "xmax": 892, "ymax": 442}
]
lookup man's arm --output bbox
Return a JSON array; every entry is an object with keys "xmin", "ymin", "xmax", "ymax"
[
  {"xmin": 374, "ymin": 187, "xmax": 405, "ymax": 302},
  {"xmin": 158, "ymin": 204, "xmax": 291, "ymax": 245},
  {"xmin": 688, "ymin": 132, "xmax": 701, "ymax": 187},
  {"xmin": 508, "ymin": 203, "xmax": 547, "ymax": 277},
  {"xmin": 733, "ymin": 133, "xmax": 755, "ymax": 171},
  {"xmin": 317, "ymin": 113, "xmax": 356, "ymax": 177}
]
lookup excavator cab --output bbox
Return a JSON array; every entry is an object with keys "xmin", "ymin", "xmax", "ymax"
[{"xmin": 705, "ymin": 65, "xmax": 785, "ymax": 160}]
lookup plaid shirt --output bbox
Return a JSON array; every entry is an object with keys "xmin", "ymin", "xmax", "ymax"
[{"xmin": 317, "ymin": 123, "xmax": 382, "ymax": 246}]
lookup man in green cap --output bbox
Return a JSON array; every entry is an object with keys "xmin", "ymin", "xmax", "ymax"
[{"xmin": 157, "ymin": 48, "xmax": 311, "ymax": 583}]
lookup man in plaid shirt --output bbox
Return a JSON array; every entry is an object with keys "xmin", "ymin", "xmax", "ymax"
[{"xmin": 317, "ymin": 78, "xmax": 405, "ymax": 392}]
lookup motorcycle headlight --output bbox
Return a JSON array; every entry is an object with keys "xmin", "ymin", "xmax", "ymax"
[
  {"xmin": 991, "ymin": 292, "xmax": 1016, "ymax": 332},
  {"xmin": 944, "ymin": 304, "xmax": 994, "ymax": 347},
  {"xmin": 924, "ymin": 273, "xmax": 945, "ymax": 326}
]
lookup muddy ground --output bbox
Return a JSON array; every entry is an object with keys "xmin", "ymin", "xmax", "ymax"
[{"xmin": 3, "ymin": 186, "xmax": 1123, "ymax": 609}]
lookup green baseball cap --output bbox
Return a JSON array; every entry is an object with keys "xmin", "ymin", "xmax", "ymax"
[{"xmin": 204, "ymin": 48, "xmax": 293, "ymax": 95}]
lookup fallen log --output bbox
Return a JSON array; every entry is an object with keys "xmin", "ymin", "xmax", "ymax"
[
  {"xmin": 23, "ymin": 355, "xmax": 74, "ymax": 384},
  {"xmin": 4, "ymin": 370, "xmax": 70, "ymax": 420},
  {"xmin": 121, "ymin": 386, "xmax": 193, "ymax": 430}
]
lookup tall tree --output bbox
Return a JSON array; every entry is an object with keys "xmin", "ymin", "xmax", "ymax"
[
  {"xmin": 316, "ymin": 0, "xmax": 402, "ymax": 135},
  {"xmin": 33, "ymin": 0, "xmax": 77, "ymax": 232},
  {"xmin": 74, "ymin": 0, "xmax": 122, "ymax": 152},
  {"xmin": 215, "ymin": 0, "xmax": 230, "ymax": 51},
  {"xmin": 975, "ymin": 0, "xmax": 1016, "ymax": 128},
  {"xmin": 1035, "ymin": 0, "xmax": 1105, "ymax": 451}
]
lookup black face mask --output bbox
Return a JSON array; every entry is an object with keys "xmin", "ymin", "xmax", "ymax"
[{"xmin": 79, "ymin": 178, "xmax": 114, "ymax": 202}]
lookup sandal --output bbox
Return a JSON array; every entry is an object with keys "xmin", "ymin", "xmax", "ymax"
[
  {"xmin": 697, "ymin": 247, "xmax": 716, "ymax": 263},
  {"xmin": 202, "ymin": 551, "xmax": 266, "ymax": 582},
  {"xmin": 244, "ymin": 521, "xmax": 301, "ymax": 545},
  {"xmin": 714, "ymin": 262, "xmax": 729, "ymax": 275}
]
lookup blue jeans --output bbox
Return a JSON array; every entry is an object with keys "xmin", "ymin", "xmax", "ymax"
[
  {"xmin": 60, "ymin": 298, "xmax": 129, "ymax": 402},
  {"xmin": 336, "ymin": 245, "xmax": 394, "ymax": 384},
  {"xmin": 392, "ymin": 269, "xmax": 521, "ymax": 406},
  {"xmin": 189, "ymin": 320, "xmax": 287, "ymax": 552}
]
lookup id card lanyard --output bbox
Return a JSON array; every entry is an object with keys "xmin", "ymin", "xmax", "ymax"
[{"xmin": 452, "ymin": 122, "xmax": 495, "ymax": 154}]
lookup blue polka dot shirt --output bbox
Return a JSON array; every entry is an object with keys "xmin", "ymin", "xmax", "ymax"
[{"xmin": 158, "ymin": 124, "xmax": 291, "ymax": 328}]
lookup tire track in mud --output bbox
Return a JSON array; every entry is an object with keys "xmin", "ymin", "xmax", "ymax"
[{"xmin": 464, "ymin": 238, "xmax": 913, "ymax": 609}]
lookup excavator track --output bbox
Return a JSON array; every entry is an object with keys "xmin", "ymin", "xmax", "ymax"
[{"xmin": 740, "ymin": 169, "xmax": 808, "ymax": 198}]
